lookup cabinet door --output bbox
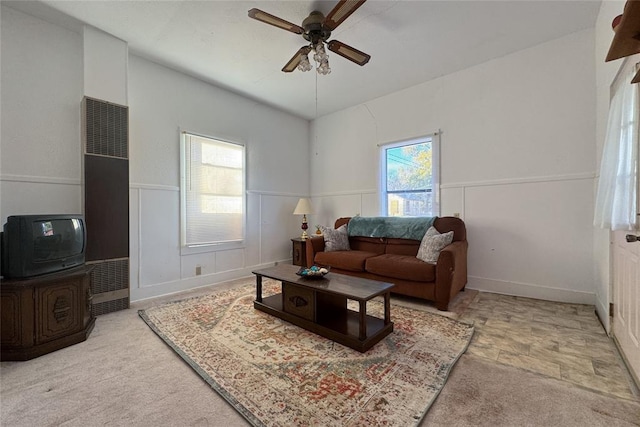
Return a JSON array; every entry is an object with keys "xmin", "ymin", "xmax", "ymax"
[
  {"xmin": 1, "ymin": 289, "xmax": 34, "ymax": 348},
  {"xmin": 36, "ymin": 280, "xmax": 81, "ymax": 343},
  {"xmin": 292, "ymin": 239, "xmax": 307, "ymax": 267}
]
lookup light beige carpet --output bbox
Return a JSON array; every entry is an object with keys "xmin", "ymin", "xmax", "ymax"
[
  {"xmin": 2, "ymin": 277, "xmax": 640, "ymax": 426},
  {"xmin": 139, "ymin": 280, "xmax": 475, "ymax": 426}
]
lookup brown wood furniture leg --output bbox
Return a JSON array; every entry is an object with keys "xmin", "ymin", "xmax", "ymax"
[
  {"xmin": 359, "ymin": 300, "xmax": 367, "ymax": 340},
  {"xmin": 255, "ymin": 275, "xmax": 262, "ymax": 302},
  {"xmin": 384, "ymin": 292, "xmax": 391, "ymax": 325}
]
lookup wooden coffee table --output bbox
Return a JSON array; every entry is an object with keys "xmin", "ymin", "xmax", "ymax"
[{"xmin": 252, "ymin": 264, "xmax": 394, "ymax": 352}]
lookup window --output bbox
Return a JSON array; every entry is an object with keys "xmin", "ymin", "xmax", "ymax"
[
  {"xmin": 380, "ymin": 134, "xmax": 440, "ymax": 217},
  {"xmin": 180, "ymin": 132, "xmax": 245, "ymax": 250}
]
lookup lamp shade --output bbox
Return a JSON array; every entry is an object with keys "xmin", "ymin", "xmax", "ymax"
[{"xmin": 293, "ymin": 198, "xmax": 313, "ymax": 215}]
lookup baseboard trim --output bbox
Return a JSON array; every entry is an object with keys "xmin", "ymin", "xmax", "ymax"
[
  {"xmin": 467, "ymin": 275, "xmax": 595, "ymax": 305},
  {"xmin": 594, "ymin": 296, "xmax": 611, "ymax": 334},
  {"xmin": 612, "ymin": 335, "xmax": 640, "ymax": 395},
  {"xmin": 130, "ymin": 260, "xmax": 288, "ymax": 302}
]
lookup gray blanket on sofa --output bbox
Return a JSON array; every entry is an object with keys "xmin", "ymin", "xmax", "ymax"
[{"xmin": 347, "ymin": 216, "xmax": 436, "ymax": 241}]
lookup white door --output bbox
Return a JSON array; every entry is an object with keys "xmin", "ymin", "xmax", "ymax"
[
  {"xmin": 612, "ymin": 229, "xmax": 640, "ymax": 384},
  {"xmin": 609, "ymin": 57, "xmax": 640, "ymax": 385}
]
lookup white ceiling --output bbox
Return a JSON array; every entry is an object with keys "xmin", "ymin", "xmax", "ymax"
[{"xmin": 7, "ymin": 1, "xmax": 602, "ymax": 120}]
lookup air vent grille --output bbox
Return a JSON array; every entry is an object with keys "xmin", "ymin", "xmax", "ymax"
[
  {"xmin": 92, "ymin": 298, "xmax": 129, "ymax": 317},
  {"xmin": 89, "ymin": 258, "xmax": 129, "ymax": 294},
  {"xmin": 88, "ymin": 258, "xmax": 129, "ymax": 315},
  {"xmin": 84, "ymin": 97, "xmax": 128, "ymax": 158}
]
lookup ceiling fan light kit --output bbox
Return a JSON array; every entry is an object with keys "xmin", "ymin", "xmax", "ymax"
[{"xmin": 248, "ymin": 0, "xmax": 370, "ymax": 75}]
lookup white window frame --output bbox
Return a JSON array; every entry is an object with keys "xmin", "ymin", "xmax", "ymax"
[
  {"xmin": 180, "ymin": 130, "xmax": 246, "ymax": 255},
  {"xmin": 379, "ymin": 133, "xmax": 440, "ymax": 217}
]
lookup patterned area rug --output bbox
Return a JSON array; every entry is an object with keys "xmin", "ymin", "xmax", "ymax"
[{"xmin": 139, "ymin": 280, "xmax": 474, "ymax": 426}]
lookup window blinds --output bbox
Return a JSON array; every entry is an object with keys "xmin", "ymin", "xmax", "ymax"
[{"xmin": 182, "ymin": 132, "xmax": 245, "ymax": 247}]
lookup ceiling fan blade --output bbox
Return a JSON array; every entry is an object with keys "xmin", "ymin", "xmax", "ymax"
[
  {"xmin": 248, "ymin": 8, "xmax": 304, "ymax": 35},
  {"xmin": 327, "ymin": 40, "xmax": 370, "ymax": 66},
  {"xmin": 605, "ymin": 0, "xmax": 640, "ymax": 62},
  {"xmin": 324, "ymin": 0, "xmax": 367, "ymax": 31},
  {"xmin": 282, "ymin": 46, "xmax": 313, "ymax": 73}
]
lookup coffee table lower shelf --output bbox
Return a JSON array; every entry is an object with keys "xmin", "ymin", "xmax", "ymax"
[{"xmin": 254, "ymin": 294, "xmax": 393, "ymax": 353}]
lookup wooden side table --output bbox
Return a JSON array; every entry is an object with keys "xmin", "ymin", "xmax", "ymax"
[{"xmin": 291, "ymin": 238, "xmax": 309, "ymax": 267}]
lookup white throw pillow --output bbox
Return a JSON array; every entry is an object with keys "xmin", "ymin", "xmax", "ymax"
[
  {"xmin": 320, "ymin": 224, "xmax": 350, "ymax": 252},
  {"xmin": 416, "ymin": 226, "xmax": 454, "ymax": 264}
]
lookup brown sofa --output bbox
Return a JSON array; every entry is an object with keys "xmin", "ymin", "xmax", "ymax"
[{"xmin": 305, "ymin": 216, "xmax": 468, "ymax": 310}]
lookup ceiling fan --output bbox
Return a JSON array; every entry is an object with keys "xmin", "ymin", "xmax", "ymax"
[{"xmin": 248, "ymin": 0, "xmax": 371, "ymax": 74}]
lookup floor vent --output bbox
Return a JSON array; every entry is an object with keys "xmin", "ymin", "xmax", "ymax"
[
  {"xmin": 92, "ymin": 298, "xmax": 130, "ymax": 317},
  {"xmin": 87, "ymin": 258, "xmax": 130, "ymax": 316}
]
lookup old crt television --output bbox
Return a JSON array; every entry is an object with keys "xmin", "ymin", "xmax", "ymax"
[{"xmin": 1, "ymin": 214, "xmax": 86, "ymax": 279}]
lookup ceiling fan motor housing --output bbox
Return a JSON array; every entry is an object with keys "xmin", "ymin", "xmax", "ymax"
[{"xmin": 302, "ymin": 11, "xmax": 331, "ymax": 44}]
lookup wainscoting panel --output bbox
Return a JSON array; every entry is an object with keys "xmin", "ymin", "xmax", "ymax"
[
  {"xmin": 466, "ymin": 275, "xmax": 594, "ymax": 305},
  {"xmin": 138, "ymin": 188, "xmax": 181, "ymax": 288},
  {"xmin": 129, "ymin": 188, "xmax": 140, "ymax": 291},
  {"xmin": 311, "ymin": 173, "xmax": 596, "ymax": 305},
  {"xmin": 463, "ymin": 177, "xmax": 595, "ymax": 299},
  {"xmin": 244, "ymin": 193, "xmax": 261, "ymax": 268},
  {"xmin": 129, "ymin": 187, "xmax": 303, "ymax": 301},
  {"xmin": 214, "ymin": 249, "xmax": 246, "ymax": 273}
]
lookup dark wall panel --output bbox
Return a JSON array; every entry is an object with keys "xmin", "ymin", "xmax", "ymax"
[{"xmin": 84, "ymin": 155, "xmax": 129, "ymax": 261}]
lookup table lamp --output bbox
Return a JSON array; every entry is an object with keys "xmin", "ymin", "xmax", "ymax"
[{"xmin": 293, "ymin": 198, "xmax": 313, "ymax": 239}]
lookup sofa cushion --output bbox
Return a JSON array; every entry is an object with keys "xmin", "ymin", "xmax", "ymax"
[
  {"xmin": 385, "ymin": 238, "xmax": 420, "ymax": 256},
  {"xmin": 314, "ymin": 250, "xmax": 377, "ymax": 272},
  {"xmin": 365, "ymin": 254, "xmax": 436, "ymax": 282},
  {"xmin": 349, "ymin": 236, "xmax": 386, "ymax": 254},
  {"xmin": 320, "ymin": 224, "xmax": 350, "ymax": 252},
  {"xmin": 416, "ymin": 226, "xmax": 454, "ymax": 263}
]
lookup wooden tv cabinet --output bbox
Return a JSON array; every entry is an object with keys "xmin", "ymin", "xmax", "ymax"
[{"xmin": 1, "ymin": 266, "xmax": 95, "ymax": 361}]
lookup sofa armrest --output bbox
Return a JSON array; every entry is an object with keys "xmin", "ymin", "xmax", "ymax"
[
  {"xmin": 305, "ymin": 236, "xmax": 325, "ymax": 267},
  {"xmin": 434, "ymin": 240, "xmax": 468, "ymax": 310}
]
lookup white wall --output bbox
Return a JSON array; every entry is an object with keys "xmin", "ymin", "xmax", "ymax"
[
  {"xmin": 1, "ymin": 3, "xmax": 609, "ymax": 306},
  {"xmin": 311, "ymin": 29, "xmax": 598, "ymax": 304},
  {"xmin": 1, "ymin": 5, "xmax": 310, "ymax": 300},
  {"xmin": 0, "ymin": 6, "xmax": 84, "ymax": 219},
  {"xmin": 127, "ymin": 55, "xmax": 309, "ymax": 300},
  {"xmin": 83, "ymin": 26, "xmax": 128, "ymax": 106}
]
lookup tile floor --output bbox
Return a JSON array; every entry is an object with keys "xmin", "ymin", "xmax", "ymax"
[{"xmin": 457, "ymin": 291, "xmax": 639, "ymax": 400}]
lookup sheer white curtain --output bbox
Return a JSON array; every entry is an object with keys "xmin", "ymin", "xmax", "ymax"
[{"xmin": 594, "ymin": 64, "xmax": 639, "ymax": 231}]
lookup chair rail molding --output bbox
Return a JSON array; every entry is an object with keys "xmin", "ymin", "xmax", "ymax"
[{"xmin": 440, "ymin": 172, "xmax": 596, "ymax": 190}]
